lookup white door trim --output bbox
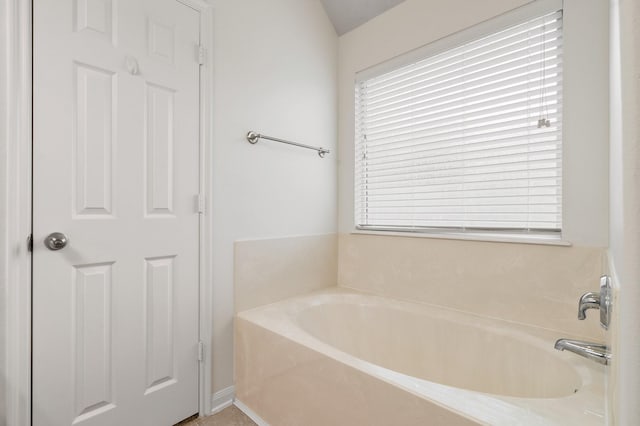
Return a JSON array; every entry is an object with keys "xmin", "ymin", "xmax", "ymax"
[
  {"xmin": 1, "ymin": 0, "xmax": 215, "ymax": 422},
  {"xmin": 175, "ymin": 0, "xmax": 216, "ymax": 417},
  {"xmin": 2, "ymin": 0, "xmax": 33, "ymax": 425}
]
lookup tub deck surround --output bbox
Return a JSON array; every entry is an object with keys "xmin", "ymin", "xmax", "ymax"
[
  {"xmin": 235, "ymin": 288, "xmax": 605, "ymax": 426},
  {"xmin": 234, "ymin": 234, "xmax": 338, "ymax": 312},
  {"xmin": 338, "ymin": 233, "xmax": 607, "ymax": 341}
]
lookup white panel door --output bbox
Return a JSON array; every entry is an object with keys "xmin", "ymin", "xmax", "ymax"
[{"xmin": 32, "ymin": 1, "xmax": 201, "ymax": 425}]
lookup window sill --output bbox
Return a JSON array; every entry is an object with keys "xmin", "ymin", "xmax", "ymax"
[{"xmin": 351, "ymin": 229, "xmax": 572, "ymax": 247}]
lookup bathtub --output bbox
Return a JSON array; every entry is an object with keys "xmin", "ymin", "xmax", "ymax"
[{"xmin": 235, "ymin": 288, "xmax": 605, "ymax": 425}]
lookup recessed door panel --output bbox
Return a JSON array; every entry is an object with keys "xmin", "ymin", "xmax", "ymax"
[
  {"xmin": 145, "ymin": 83, "xmax": 175, "ymax": 216},
  {"xmin": 148, "ymin": 19, "xmax": 175, "ymax": 63},
  {"xmin": 144, "ymin": 256, "xmax": 176, "ymax": 394},
  {"xmin": 74, "ymin": 0, "xmax": 115, "ymax": 43},
  {"xmin": 74, "ymin": 63, "xmax": 115, "ymax": 217},
  {"xmin": 72, "ymin": 262, "xmax": 115, "ymax": 423}
]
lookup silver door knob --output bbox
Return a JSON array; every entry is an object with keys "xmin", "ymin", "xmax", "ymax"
[{"xmin": 45, "ymin": 232, "xmax": 69, "ymax": 251}]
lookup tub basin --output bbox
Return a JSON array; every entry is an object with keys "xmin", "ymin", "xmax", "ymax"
[
  {"xmin": 298, "ymin": 301, "xmax": 582, "ymax": 398},
  {"xmin": 235, "ymin": 288, "xmax": 605, "ymax": 425}
]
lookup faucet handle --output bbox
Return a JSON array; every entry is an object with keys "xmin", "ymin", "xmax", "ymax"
[
  {"xmin": 577, "ymin": 275, "xmax": 612, "ymax": 330},
  {"xmin": 578, "ymin": 291, "xmax": 600, "ymax": 320}
]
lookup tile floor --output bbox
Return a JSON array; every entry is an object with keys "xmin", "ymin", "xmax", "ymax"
[{"xmin": 180, "ymin": 405, "xmax": 257, "ymax": 426}]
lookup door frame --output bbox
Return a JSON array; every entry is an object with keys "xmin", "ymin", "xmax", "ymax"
[
  {"xmin": 1, "ymin": 1, "xmax": 32, "ymax": 425},
  {"xmin": 1, "ymin": 0, "xmax": 215, "ymax": 423}
]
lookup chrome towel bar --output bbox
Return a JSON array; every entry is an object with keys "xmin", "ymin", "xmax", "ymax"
[{"xmin": 246, "ymin": 131, "xmax": 330, "ymax": 158}]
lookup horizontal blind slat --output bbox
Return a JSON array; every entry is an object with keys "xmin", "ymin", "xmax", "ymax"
[
  {"xmin": 363, "ymin": 40, "xmax": 562, "ymax": 103},
  {"xmin": 363, "ymin": 174, "xmax": 561, "ymax": 192},
  {"xmin": 360, "ymin": 186, "xmax": 561, "ymax": 198},
  {"xmin": 360, "ymin": 138, "xmax": 560, "ymax": 170},
  {"xmin": 362, "ymin": 116, "xmax": 562, "ymax": 151},
  {"xmin": 365, "ymin": 117, "xmax": 561, "ymax": 154},
  {"xmin": 366, "ymin": 12, "xmax": 562, "ymax": 90},
  {"xmin": 364, "ymin": 106, "xmax": 561, "ymax": 143},
  {"xmin": 361, "ymin": 64, "xmax": 562, "ymax": 114},
  {"xmin": 363, "ymin": 92, "xmax": 560, "ymax": 135}
]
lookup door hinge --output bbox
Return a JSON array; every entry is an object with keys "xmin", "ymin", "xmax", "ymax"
[
  {"xmin": 197, "ymin": 341, "xmax": 205, "ymax": 362},
  {"xmin": 197, "ymin": 194, "xmax": 206, "ymax": 214},
  {"xmin": 197, "ymin": 45, "xmax": 206, "ymax": 65},
  {"xmin": 27, "ymin": 234, "xmax": 33, "ymax": 252}
]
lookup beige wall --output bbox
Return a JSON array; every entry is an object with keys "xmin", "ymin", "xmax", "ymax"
[{"xmin": 210, "ymin": 0, "xmax": 338, "ymax": 395}]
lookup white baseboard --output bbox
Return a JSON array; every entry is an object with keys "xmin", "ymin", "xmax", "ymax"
[
  {"xmin": 209, "ymin": 387, "xmax": 270, "ymax": 425},
  {"xmin": 210, "ymin": 386, "xmax": 235, "ymax": 415},
  {"xmin": 234, "ymin": 399, "xmax": 270, "ymax": 426}
]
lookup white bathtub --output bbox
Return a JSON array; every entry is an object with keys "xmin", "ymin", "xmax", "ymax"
[{"xmin": 235, "ymin": 288, "xmax": 605, "ymax": 425}]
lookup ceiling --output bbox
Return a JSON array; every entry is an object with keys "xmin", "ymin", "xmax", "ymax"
[{"xmin": 320, "ymin": 0, "xmax": 406, "ymax": 35}]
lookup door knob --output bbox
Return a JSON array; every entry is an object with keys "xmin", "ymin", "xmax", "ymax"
[{"xmin": 45, "ymin": 232, "xmax": 69, "ymax": 251}]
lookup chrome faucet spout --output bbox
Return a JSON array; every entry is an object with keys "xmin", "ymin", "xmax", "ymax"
[
  {"xmin": 554, "ymin": 338, "xmax": 611, "ymax": 365},
  {"xmin": 577, "ymin": 291, "xmax": 600, "ymax": 320}
]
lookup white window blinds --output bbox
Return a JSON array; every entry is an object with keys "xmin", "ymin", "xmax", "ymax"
[{"xmin": 355, "ymin": 9, "xmax": 563, "ymax": 233}]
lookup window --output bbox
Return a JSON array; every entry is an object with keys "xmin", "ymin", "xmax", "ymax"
[{"xmin": 355, "ymin": 6, "xmax": 563, "ymax": 236}]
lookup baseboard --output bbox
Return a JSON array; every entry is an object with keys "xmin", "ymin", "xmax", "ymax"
[
  {"xmin": 210, "ymin": 386, "xmax": 235, "ymax": 415},
  {"xmin": 234, "ymin": 399, "xmax": 270, "ymax": 426}
]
